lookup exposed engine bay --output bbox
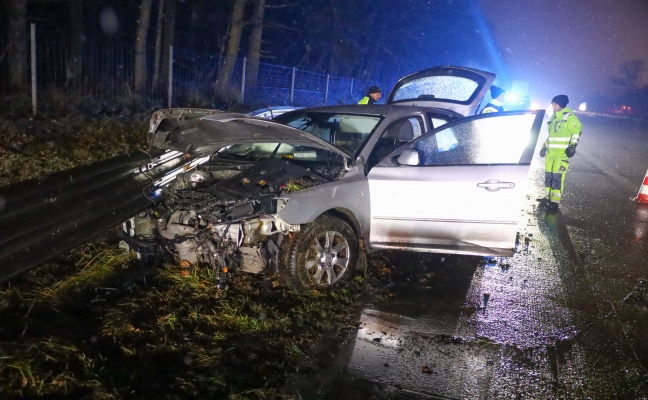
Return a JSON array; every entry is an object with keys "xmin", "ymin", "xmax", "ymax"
[{"xmin": 122, "ymin": 153, "xmax": 341, "ymax": 281}]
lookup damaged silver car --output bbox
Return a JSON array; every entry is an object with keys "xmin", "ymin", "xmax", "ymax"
[{"xmin": 120, "ymin": 66, "xmax": 545, "ymax": 291}]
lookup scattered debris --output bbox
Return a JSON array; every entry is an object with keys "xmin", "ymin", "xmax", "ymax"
[
  {"xmin": 421, "ymin": 365, "xmax": 434, "ymax": 374},
  {"xmin": 623, "ymin": 278, "xmax": 648, "ymax": 307}
]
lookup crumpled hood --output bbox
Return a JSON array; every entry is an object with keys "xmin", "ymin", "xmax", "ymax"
[{"xmin": 148, "ymin": 109, "xmax": 351, "ymax": 158}]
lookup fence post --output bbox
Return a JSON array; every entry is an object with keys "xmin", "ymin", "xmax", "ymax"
[
  {"xmin": 167, "ymin": 46, "xmax": 174, "ymax": 108},
  {"xmin": 30, "ymin": 23, "xmax": 37, "ymax": 116},
  {"xmin": 290, "ymin": 67, "xmax": 295, "ymax": 105},
  {"xmin": 324, "ymin": 74, "xmax": 329, "ymax": 105},
  {"xmin": 241, "ymin": 57, "xmax": 247, "ymax": 104}
]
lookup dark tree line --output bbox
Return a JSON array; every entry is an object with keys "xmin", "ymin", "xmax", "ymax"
[
  {"xmin": 3, "ymin": 0, "xmax": 179, "ymax": 94},
  {"xmin": 3, "ymin": 0, "xmax": 491, "ymax": 97},
  {"xmin": 3, "ymin": 0, "xmax": 647, "ymax": 116},
  {"xmin": 606, "ymin": 59, "xmax": 648, "ymax": 116}
]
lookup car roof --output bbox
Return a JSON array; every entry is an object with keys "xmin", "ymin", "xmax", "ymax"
[{"xmin": 274, "ymin": 104, "xmax": 462, "ymax": 120}]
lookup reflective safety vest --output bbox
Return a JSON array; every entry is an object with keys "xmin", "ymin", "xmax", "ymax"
[
  {"xmin": 481, "ymin": 99, "xmax": 504, "ymax": 113},
  {"xmin": 543, "ymin": 107, "xmax": 582, "ymax": 157},
  {"xmin": 358, "ymin": 96, "xmax": 374, "ymax": 105}
]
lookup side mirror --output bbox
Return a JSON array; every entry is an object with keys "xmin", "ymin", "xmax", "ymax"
[{"xmin": 397, "ymin": 148, "xmax": 420, "ymax": 166}]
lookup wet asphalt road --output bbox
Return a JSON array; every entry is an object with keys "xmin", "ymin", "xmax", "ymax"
[{"xmin": 286, "ymin": 114, "xmax": 648, "ymax": 399}]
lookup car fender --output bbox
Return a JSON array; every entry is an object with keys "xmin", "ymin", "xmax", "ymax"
[{"xmin": 276, "ymin": 166, "xmax": 370, "ymax": 239}]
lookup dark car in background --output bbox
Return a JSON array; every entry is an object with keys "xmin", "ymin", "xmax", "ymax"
[
  {"xmin": 122, "ymin": 66, "xmax": 544, "ymax": 291},
  {"xmin": 248, "ymin": 106, "xmax": 301, "ymax": 119}
]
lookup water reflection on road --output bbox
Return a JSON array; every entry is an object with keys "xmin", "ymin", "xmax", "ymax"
[
  {"xmin": 347, "ymin": 253, "xmax": 495, "ymax": 400},
  {"xmin": 286, "ymin": 206, "xmax": 647, "ymax": 399}
]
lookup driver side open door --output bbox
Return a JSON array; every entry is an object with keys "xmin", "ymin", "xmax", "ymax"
[{"xmin": 367, "ymin": 110, "xmax": 544, "ymax": 256}]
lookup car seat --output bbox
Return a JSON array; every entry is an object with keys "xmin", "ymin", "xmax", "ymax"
[{"xmin": 368, "ymin": 119, "xmax": 415, "ymax": 168}]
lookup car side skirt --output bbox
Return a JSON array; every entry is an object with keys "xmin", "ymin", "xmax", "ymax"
[{"xmin": 368, "ymin": 242, "xmax": 514, "ymax": 257}]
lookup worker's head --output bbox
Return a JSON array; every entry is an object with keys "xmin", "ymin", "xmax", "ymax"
[
  {"xmin": 551, "ymin": 94, "xmax": 569, "ymax": 112},
  {"xmin": 367, "ymin": 85, "xmax": 382, "ymax": 102},
  {"xmin": 490, "ymin": 86, "xmax": 505, "ymax": 100}
]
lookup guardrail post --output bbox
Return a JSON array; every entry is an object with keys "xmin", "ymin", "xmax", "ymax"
[
  {"xmin": 324, "ymin": 74, "xmax": 330, "ymax": 105},
  {"xmin": 290, "ymin": 67, "xmax": 295, "ymax": 105},
  {"xmin": 30, "ymin": 23, "xmax": 37, "ymax": 116},
  {"xmin": 167, "ymin": 45, "xmax": 174, "ymax": 107},
  {"xmin": 241, "ymin": 57, "xmax": 247, "ymax": 103}
]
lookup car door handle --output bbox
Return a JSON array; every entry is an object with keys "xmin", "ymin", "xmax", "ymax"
[{"xmin": 477, "ymin": 179, "xmax": 515, "ymax": 192}]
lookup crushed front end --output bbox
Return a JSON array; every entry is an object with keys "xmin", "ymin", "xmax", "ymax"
[{"xmin": 123, "ymin": 156, "xmax": 333, "ymax": 285}]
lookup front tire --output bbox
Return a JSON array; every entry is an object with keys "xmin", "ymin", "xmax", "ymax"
[{"xmin": 279, "ymin": 215, "xmax": 359, "ymax": 292}]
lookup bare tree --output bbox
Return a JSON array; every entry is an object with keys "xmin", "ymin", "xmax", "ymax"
[
  {"xmin": 217, "ymin": 0, "xmax": 247, "ymax": 93},
  {"xmin": 66, "ymin": 0, "xmax": 84, "ymax": 88},
  {"xmin": 611, "ymin": 60, "xmax": 645, "ymax": 92},
  {"xmin": 246, "ymin": 0, "xmax": 265, "ymax": 87},
  {"xmin": 160, "ymin": 0, "xmax": 176, "ymax": 92},
  {"xmin": 134, "ymin": 0, "xmax": 153, "ymax": 92},
  {"xmin": 7, "ymin": 0, "xmax": 28, "ymax": 93},
  {"xmin": 152, "ymin": 0, "xmax": 165, "ymax": 91}
]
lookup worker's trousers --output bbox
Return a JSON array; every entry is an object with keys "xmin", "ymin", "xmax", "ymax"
[{"xmin": 544, "ymin": 157, "xmax": 570, "ymax": 204}]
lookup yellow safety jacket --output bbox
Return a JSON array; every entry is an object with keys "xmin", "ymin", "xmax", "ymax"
[
  {"xmin": 358, "ymin": 96, "xmax": 373, "ymax": 105},
  {"xmin": 543, "ymin": 107, "xmax": 582, "ymax": 158}
]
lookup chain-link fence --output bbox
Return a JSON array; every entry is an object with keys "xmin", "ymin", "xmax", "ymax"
[{"xmin": 0, "ymin": 25, "xmax": 388, "ymax": 112}]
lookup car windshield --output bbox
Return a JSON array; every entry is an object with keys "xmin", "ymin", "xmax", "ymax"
[
  {"xmin": 275, "ymin": 111, "xmax": 381, "ymax": 156},
  {"xmin": 218, "ymin": 142, "xmax": 321, "ymax": 160},
  {"xmin": 216, "ymin": 142, "xmax": 349, "ymax": 180}
]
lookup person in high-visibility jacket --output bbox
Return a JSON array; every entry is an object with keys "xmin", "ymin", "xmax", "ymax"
[
  {"xmin": 538, "ymin": 94, "xmax": 582, "ymax": 211},
  {"xmin": 481, "ymin": 86, "xmax": 506, "ymax": 113},
  {"xmin": 358, "ymin": 86, "xmax": 382, "ymax": 104}
]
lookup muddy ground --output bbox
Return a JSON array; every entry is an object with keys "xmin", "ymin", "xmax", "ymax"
[{"xmin": 0, "ymin": 108, "xmax": 395, "ymax": 399}]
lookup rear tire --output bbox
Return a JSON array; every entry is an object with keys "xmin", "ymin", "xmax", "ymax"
[{"xmin": 279, "ymin": 215, "xmax": 358, "ymax": 292}]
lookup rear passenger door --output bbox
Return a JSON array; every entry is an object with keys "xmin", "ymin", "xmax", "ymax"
[{"xmin": 367, "ymin": 110, "xmax": 544, "ymax": 257}]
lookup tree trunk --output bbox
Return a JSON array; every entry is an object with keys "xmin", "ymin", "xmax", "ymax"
[
  {"xmin": 67, "ymin": 0, "xmax": 84, "ymax": 88},
  {"xmin": 7, "ymin": 0, "xmax": 28, "ymax": 93},
  {"xmin": 86, "ymin": 0, "xmax": 99, "ymax": 79},
  {"xmin": 217, "ymin": 0, "xmax": 246, "ymax": 92},
  {"xmin": 246, "ymin": 0, "xmax": 265, "ymax": 87},
  {"xmin": 134, "ymin": 0, "xmax": 153, "ymax": 92},
  {"xmin": 160, "ymin": 0, "xmax": 176, "ymax": 93},
  {"xmin": 152, "ymin": 0, "xmax": 165, "ymax": 92}
]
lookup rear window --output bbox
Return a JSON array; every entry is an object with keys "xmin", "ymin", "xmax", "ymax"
[{"xmin": 391, "ymin": 76, "xmax": 479, "ymax": 103}]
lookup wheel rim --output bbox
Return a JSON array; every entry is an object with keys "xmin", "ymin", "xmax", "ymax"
[{"xmin": 304, "ymin": 229, "xmax": 351, "ymax": 286}]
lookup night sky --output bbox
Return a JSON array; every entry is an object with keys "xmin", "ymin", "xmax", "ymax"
[{"xmin": 478, "ymin": 0, "xmax": 648, "ymax": 106}]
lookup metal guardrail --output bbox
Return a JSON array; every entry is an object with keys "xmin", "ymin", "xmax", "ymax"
[{"xmin": 0, "ymin": 150, "xmax": 198, "ymax": 281}]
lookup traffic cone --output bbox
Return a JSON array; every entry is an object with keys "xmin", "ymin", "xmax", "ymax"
[{"xmin": 635, "ymin": 169, "xmax": 648, "ymax": 204}]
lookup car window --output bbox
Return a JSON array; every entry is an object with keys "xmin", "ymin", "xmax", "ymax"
[
  {"xmin": 413, "ymin": 113, "xmax": 538, "ymax": 165},
  {"xmin": 434, "ymin": 128, "xmax": 458, "ymax": 152},
  {"xmin": 391, "ymin": 76, "xmax": 479, "ymax": 103},
  {"xmin": 383, "ymin": 117, "xmax": 422, "ymax": 140},
  {"xmin": 428, "ymin": 117, "xmax": 454, "ymax": 150},
  {"xmin": 430, "ymin": 117, "xmax": 449, "ymax": 129},
  {"xmin": 367, "ymin": 117, "xmax": 423, "ymax": 169},
  {"xmin": 410, "ymin": 118, "xmax": 423, "ymax": 138},
  {"xmin": 276, "ymin": 112, "xmax": 381, "ymax": 156}
]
